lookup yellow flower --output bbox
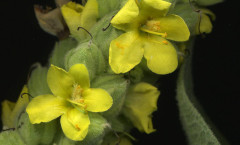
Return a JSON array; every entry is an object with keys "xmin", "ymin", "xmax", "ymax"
[
  {"xmin": 61, "ymin": 0, "xmax": 98, "ymax": 41},
  {"xmin": 109, "ymin": 0, "xmax": 190, "ymax": 74},
  {"xmin": 123, "ymin": 82, "xmax": 160, "ymax": 134},
  {"xmin": 26, "ymin": 64, "xmax": 113, "ymax": 141},
  {"xmin": 1, "ymin": 85, "xmax": 29, "ymax": 129}
]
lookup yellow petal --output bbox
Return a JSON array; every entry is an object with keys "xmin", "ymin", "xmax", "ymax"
[
  {"xmin": 140, "ymin": 0, "xmax": 171, "ymax": 18},
  {"xmin": 1, "ymin": 85, "xmax": 29, "ymax": 128},
  {"xmin": 82, "ymin": 88, "xmax": 113, "ymax": 112},
  {"xmin": 1, "ymin": 100, "xmax": 15, "ymax": 128},
  {"xmin": 60, "ymin": 108, "xmax": 90, "ymax": 141},
  {"xmin": 80, "ymin": 0, "xmax": 98, "ymax": 30},
  {"xmin": 47, "ymin": 64, "xmax": 74, "ymax": 98},
  {"xmin": 197, "ymin": 14, "xmax": 213, "ymax": 34},
  {"xmin": 111, "ymin": 0, "xmax": 139, "ymax": 31},
  {"xmin": 61, "ymin": 2, "xmax": 84, "ymax": 40},
  {"xmin": 109, "ymin": 31, "xmax": 144, "ymax": 74},
  {"xmin": 68, "ymin": 64, "xmax": 90, "ymax": 89},
  {"xmin": 141, "ymin": 14, "xmax": 190, "ymax": 41},
  {"xmin": 141, "ymin": 0, "xmax": 171, "ymax": 15},
  {"xmin": 26, "ymin": 94, "xmax": 69, "ymax": 124},
  {"xmin": 143, "ymin": 35, "xmax": 178, "ymax": 74},
  {"xmin": 124, "ymin": 82, "xmax": 160, "ymax": 134}
]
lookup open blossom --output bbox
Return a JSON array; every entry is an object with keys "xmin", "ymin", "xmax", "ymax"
[
  {"xmin": 123, "ymin": 82, "xmax": 160, "ymax": 134},
  {"xmin": 26, "ymin": 64, "xmax": 113, "ymax": 141},
  {"xmin": 109, "ymin": 0, "xmax": 190, "ymax": 74}
]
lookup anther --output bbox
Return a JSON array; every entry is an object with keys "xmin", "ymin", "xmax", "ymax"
[
  {"xmin": 77, "ymin": 27, "xmax": 93, "ymax": 47},
  {"xmin": 162, "ymin": 40, "xmax": 168, "ymax": 45}
]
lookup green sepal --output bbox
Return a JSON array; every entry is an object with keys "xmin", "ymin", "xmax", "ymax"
[
  {"xmin": 170, "ymin": 3, "xmax": 199, "ymax": 35},
  {"xmin": 176, "ymin": 40, "xmax": 223, "ymax": 145},
  {"xmin": 0, "ymin": 130, "xmax": 26, "ymax": 145},
  {"xmin": 96, "ymin": 0, "xmax": 121, "ymax": 19},
  {"xmin": 64, "ymin": 42, "xmax": 106, "ymax": 81},
  {"xmin": 17, "ymin": 113, "xmax": 58, "ymax": 145},
  {"xmin": 91, "ymin": 12, "xmax": 123, "ymax": 59},
  {"xmin": 50, "ymin": 38, "xmax": 78, "ymax": 69},
  {"xmin": 27, "ymin": 64, "xmax": 51, "ymax": 97},
  {"xmin": 91, "ymin": 74, "xmax": 128, "ymax": 118},
  {"xmin": 77, "ymin": 113, "xmax": 108, "ymax": 145}
]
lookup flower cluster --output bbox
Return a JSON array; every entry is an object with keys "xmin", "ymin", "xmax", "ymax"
[{"xmin": 1, "ymin": 0, "xmax": 219, "ymax": 144}]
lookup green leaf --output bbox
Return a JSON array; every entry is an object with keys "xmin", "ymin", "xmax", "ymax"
[
  {"xmin": 176, "ymin": 41, "xmax": 221, "ymax": 145},
  {"xmin": 0, "ymin": 131, "xmax": 26, "ymax": 145},
  {"xmin": 91, "ymin": 74, "xmax": 128, "ymax": 118},
  {"xmin": 64, "ymin": 42, "xmax": 106, "ymax": 81},
  {"xmin": 50, "ymin": 38, "xmax": 78, "ymax": 69},
  {"xmin": 27, "ymin": 64, "xmax": 51, "ymax": 97}
]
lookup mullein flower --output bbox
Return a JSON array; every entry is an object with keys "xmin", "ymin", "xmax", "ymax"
[
  {"xmin": 123, "ymin": 82, "xmax": 160, "ymax": 134},
  {"xmin": 61, "ymin": 0, "xmax": 98, "ymax": 41},
  {"xmin": 26, "ymin": 64, "xmax": 113, "ymax": 141},
  {"xmin": 1, "ymin": 85, "xmax": 29, "ymax": 129},
  {"xmin": 109, "ymin": 0, "xmax": 190, "ymax": 74}
]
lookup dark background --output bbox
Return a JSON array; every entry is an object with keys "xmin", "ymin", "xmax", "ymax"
[{"xmin": 0, "ymin": 0, "xmax": 239, "ymax": 145}]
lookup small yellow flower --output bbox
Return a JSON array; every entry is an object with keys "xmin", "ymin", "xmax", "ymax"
[
  {"xmin": 61, "ymin": 0, "xmax": 98, "ymax": 41},
  {"xmin": 109, "ymin": 0, "xmax": 190, "ymax": 74},
  {"xmin": 1, "ymin": 85, "xmax": 29, "ymax": 129},
  {"xmin": 26, "ymin": 64, "xmax": 113, "ymax": 141},
  {"xmin": 123, "ymin": 82, "xmax": 160, "ymax": 134}
]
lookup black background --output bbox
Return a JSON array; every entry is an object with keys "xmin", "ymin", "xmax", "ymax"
[{"xmin": 0, "ymin": 0, "xmax": 239, "ymax": 145}]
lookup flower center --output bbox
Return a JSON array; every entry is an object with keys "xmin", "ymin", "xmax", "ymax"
[
  {"xmin": 69, "ymin": 84, "xmax": 87, "ymax": 110},
  {"xmin": 141, "ymin": 20, "xmax": 168, "ymax": 38}
]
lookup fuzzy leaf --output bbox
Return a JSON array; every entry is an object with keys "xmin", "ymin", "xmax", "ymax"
[
  {"xmin": 176, "ymin": 42, "xmax": 221, "ymax": 145},
  {"xmin": 91, "ymin": 74, "xmax": 128, "ymax": 118},
  {"xmin": 64, "ymin": 42, "xmax": 106, "ymax": 80},
  {"xmin": 27, "ymin": 64, "xmax": 52, "ymax": 97},
  {"xmin": 50, "ymin": 38, "xmax": 78, "ymax": 69}
]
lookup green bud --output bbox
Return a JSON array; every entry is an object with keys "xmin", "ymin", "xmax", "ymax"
[
  {"xmin": 91, "ymin": 74, "xmax": 128, "ymax": 118},
  {"xmin": 91, "ymin": 12, "xmax": 123, "ymax": 59},
  {"xmin": 78, "ymin": 113, "xmax": 108, "ymax": 145},
  {"xmin": 17, "ymin": 113, "xmax": 57, "ymax": 145},
  {"xmin": 0, "ymin": 130, "xmax": 26, "ymax": 145},
  {"xmin": 64, "ymin": 42, "xmax": 106, "ymax": 81},
  {"xmin": 50, "ymin": 38, "xmax": 78, "ymax": 69},
  {"xmin": 27, "ymin": 64, "xmax": 51, "ymax": 97},
  {"xmin": 96, "ymin": 0, "xmax": 121, "ymax": 18}
]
